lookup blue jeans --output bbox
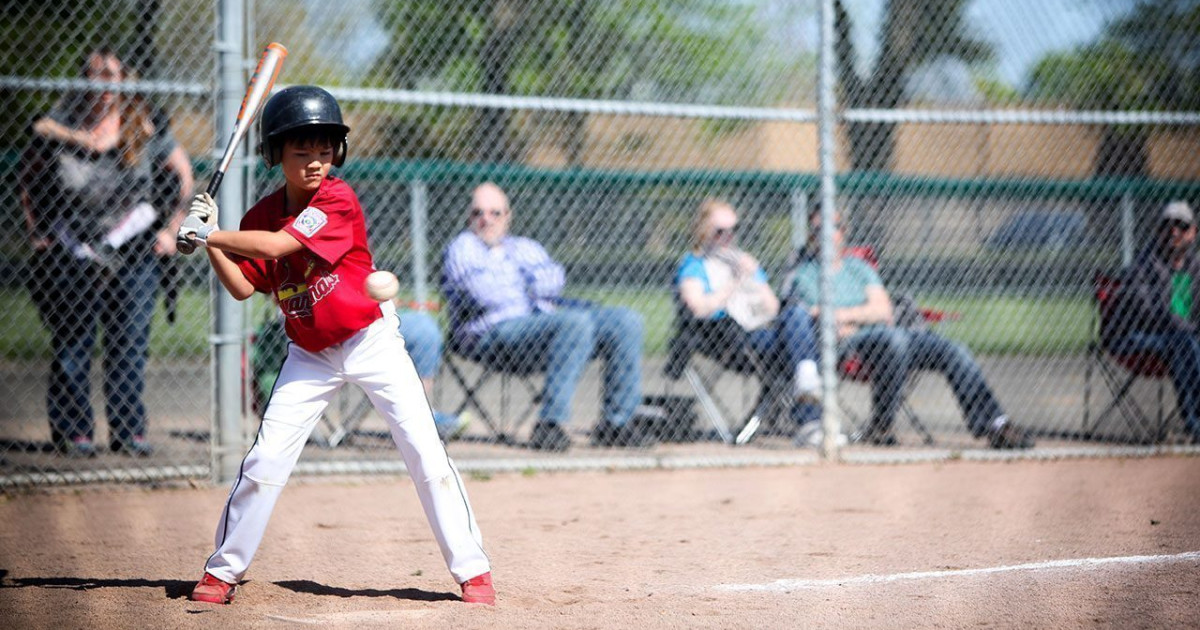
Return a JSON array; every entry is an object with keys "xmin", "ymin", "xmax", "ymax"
[
  {"xmin": 32, "ymin": 247, "xmax": 158, "ymax": 445},
  {"xmin": 842, "ymin": 326, "xmax": 1003, "ymax": 436},
  {"xmin": 476, "ymin": 307, "xmax": 643, "ymax": 426},
  {"xmin": 748, "ymin": 305, "xmax": 820, "ymax": 424},
  {"xmin": 1109, "ymin": 330, "xmax": 1200, "ymax": 438},
  {"xmin": 398, "ymin": 310, "xmax": 442, "ymax": 379},
  {"xmin": 397, "ymin": 310, "xmax": 461, "ymax": 435}
]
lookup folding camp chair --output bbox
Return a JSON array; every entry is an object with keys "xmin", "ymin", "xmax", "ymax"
[
  {"xmin": 442, "ymin": 340, "xmax": 543, "ymax": 445},
  {"xmin": 1082, "ymin": 272, "xmax": 1178, "ymax": 443},
  {"xmin": 663, "ymin": 301, "xmax": 788, "ymax": 445}
]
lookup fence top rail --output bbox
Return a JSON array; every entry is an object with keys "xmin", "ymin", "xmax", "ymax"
[
  {"xmin": 1, "ymin": 152, "xmax": 1197, "ymax": 200},
  {"xmin": 5, "ymin": 77, "xmax": 1199, "ymax": 126},
  {"xmin": 0, "ymin": 76, "xmax": 209, "ymax": 96},
  {"xmin": 336, "ymin": 160, "xmax": 1200, "ymax": 201}
]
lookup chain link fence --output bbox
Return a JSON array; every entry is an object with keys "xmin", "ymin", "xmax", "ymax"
[{"xmin": 2, "ymin": 0, "xmax": 1198, "ymax": 487}]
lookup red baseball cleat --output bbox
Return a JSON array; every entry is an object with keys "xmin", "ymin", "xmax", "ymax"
[
  {"xmin": 460, "ymin": 571, "xmax": 496, "ymax": 605},
  {"xmin": 190, "ymin": 572, "xmax": 236, "ymax": 604}
]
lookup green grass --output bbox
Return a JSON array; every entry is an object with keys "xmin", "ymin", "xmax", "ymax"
[
  {"xmin": 0, "ymin": 286, "xmax": 1090, "ymax": 362},
  {"xmin": 1, "ymin": 287, "xmax": 215, "ymax": 362},
  {"xmin": 917, "ymin": 294, "xmax": 1092, "ymax": 355}
]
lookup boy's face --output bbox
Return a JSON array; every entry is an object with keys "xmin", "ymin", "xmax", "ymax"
[{"xmin": 280, "ymin": 138, "xmax": 334, "ymax": 192}]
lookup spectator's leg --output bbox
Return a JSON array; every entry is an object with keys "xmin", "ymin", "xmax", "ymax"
[
  {"xmin": 102, "ymin": 255, "xmax": 157, "ymax": 447},
  {"xmin": 909, "ymin": 330, "xmax": 1004, "ymax": 437},
  {"xmin": 398, "ymin": 310, "xmax": 442, "ymax": 383},
  {"xmin": 1158, "ymin": 331, "xmax": 1200, "ymax": 439},
  {"xmin": 1110, "ymin": 331, "xmax": 1200, "ymax": 440},
  {"xmin": 398, "ymin": 311, "xmax": 461, "ymax": 436},
  {"xmin": 776, "ymin": 305, "xmax": 821, "ymax": 424},
  {"xmin": 480, "ymin": 312, "xmax": 594, "ymax": 425},
  {"xmin": 42, "ymin": 252, "xmax": 98, "ymax": 446},
  {"xmin": 586, "ymin": 307, "xmax": 643, "ymax": 426},
  {"xmin": 843, "ymin": 326, "xmax": 912, "ymax": 434}
]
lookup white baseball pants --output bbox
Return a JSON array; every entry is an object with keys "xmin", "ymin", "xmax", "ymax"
[{"xmin": 204, "ymin": 305, "xmax": 491, "ymax": 585}]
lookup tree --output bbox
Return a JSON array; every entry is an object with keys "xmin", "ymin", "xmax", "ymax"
[
  {"xmin": 833, "ymin": 0, "xmax": 993, "ymax": 172},
  {"xmin": 1028, "ymin": 0, "xmax": 1200, "ymax": 177},
  {"xmin": 371, "ymin": 0, "xmax": 777, "ymax": 164}
]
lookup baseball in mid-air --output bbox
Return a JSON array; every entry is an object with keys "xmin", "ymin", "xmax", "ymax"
[{"xmin": 365, "ymin": 270, "xmax": 399, "ymax": 302}]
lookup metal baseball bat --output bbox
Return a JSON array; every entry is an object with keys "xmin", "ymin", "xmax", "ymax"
[{"xmin": 178, "ymin": 42, "xmax": 287, "ymax": 254}]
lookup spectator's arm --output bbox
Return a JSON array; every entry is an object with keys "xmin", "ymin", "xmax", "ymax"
[
  {"xmin": 18, "ymin": 142, "xmax": 51, "ymax": 248},
  {"xmin": 834, "ymin": 284, "xmax": 893, "ymax": 327},
  {"xmin": 679, "ymin": 276, "xmax": 737, "ymax": 319},
  {"xmin": 515, "ymin": 238, "xmax": 565, "ymax": 299},
  {"xmin": 1118, "ymin": 265, "xmax": 1195, "ymax": 334},
  {"xmin": 155, "ymin": 145, "xmax": 195, "ymax": 256},
  {"xmin": 32, "ymin": 115, "xmax": 116, "ymax": 153}
]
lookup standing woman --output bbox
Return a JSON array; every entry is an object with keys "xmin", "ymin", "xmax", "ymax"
[{"xmin": 19, "ymin": 46, "xmax": 193, "ymax": 457}]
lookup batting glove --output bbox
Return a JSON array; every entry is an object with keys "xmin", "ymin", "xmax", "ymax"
[
  {"xmin": 178, "ymin": 213, "xmax": 217, "ymax": 248},
  {"xmin": 177, "ymin": 193, "xmax": 219, "ymax": 254},
  {"xmin": 188, "ymin": 192, "xmax": 219, "ymax": 227}
]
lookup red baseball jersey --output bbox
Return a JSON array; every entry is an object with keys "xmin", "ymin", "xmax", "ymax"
[{"xmin": 235, "ymin": 176, "xmax": 382, "ymax": 352}]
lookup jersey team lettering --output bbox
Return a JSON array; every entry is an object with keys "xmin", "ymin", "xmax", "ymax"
[{"xmin": 293, "ymin": 207, "xmax": 328, "ymax": 237}]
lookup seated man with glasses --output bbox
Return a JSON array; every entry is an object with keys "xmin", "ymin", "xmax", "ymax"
[
  {"xmin": 1108, "ymin": 200, "xmax": 1200, "ymax": 444},
  {"xmin": 440, "ymin": 182, "xmax": 651, "ymax": 451}
]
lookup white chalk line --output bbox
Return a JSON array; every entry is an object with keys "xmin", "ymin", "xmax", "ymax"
[{"xmin": 717, "ymin": 550, "xmax": 1200, "ymax": 592}]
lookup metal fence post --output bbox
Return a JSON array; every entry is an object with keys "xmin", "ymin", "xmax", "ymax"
[
  {"xmin": 817, "ymin": 0, "xmax": 843, "ymax": 459},
  {"xmin": 213, "ymin": 0, "xmax": 246, "ymax": 483},
  {"xmin": 410, "ymin": 179, "xmax": 429, "ymax": 305}
]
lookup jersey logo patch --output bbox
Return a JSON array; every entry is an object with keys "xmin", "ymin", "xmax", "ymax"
[{"xmin": 293, "ymin": 207, "xmax": 328, "ymax": 237}]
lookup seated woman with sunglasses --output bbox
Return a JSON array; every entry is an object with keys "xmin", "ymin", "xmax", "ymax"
[
  {"xmin": 441, "ymin": 182, "xmax": 650, "ymax": 451},
  {"xmin": 674, "ymin": 198, "xmax": 828, "ymax": 446}
]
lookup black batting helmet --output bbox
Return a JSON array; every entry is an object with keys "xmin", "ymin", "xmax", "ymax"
[{"xmin": 258, "ymin": 85, "xmax": 350, "ymax": 167}]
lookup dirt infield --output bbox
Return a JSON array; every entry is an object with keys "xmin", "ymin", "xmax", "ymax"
[{"xmin": 2, "ymin": 456, "xmax": 1198, "ymax": 629}]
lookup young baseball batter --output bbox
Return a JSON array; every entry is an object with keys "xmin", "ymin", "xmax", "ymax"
[{"xmin": 178, "ymin": 85, "xmax": 494, "ymax": 605}]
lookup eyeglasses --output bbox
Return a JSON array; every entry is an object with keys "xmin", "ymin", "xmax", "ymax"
[
  {"xmin": 470, "ymin": 207, "xmax": 506, "ymax": 220},
  {"xmin": 1164, "ymin": 219, "xmax": 1193, "ymax": 231}
]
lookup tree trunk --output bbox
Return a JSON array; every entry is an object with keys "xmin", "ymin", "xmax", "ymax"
[
  {"xmin": 475, "ymin": 0, "xmax": 521, "ymax": 163},
  {"xmin": 1095, "ymin": 126, "xmax": 1149, "ymax": 177}
]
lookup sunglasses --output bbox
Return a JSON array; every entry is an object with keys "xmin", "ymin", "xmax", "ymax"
[
  {"xmin": 1164, "ymin": 219, "xmax": 1193, "ymax": 231},
  {"xmin": 470, "ymin": 207, "xmax": 506, "ymax": 220},
  {"xmin": 712, "ymin": 225, "xmax": 737, "ymax": 239}
]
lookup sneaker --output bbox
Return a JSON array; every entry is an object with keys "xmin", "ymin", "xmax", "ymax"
[
  {"xmin": 988, "ymin": 419, "xmax": 1034, "ymax": 450},
  {"xmin": 461, "ymin": 571, "xmax": 496, "ymax": 605},
  {"xmin": 434, "ymin": 411, "xmax": 473, "ymax": 442},
  {"xmin": 854, "ymin": 423, "xmax": 898, "ymax": 447},
  {"xmin": 190, "ymin": 573, "xmax": 236, "ymax": 604},
  {"xmin": 794, "ymin": 360, "xmax": 821, "ymax": 403},
  {"xmin": 793, "ymin": 421, "xmax": 847, "ymax": 448},
  {"xmin": 111, "ymin": 435, "xmax": 154, "ymax": 457},
  {"xmin": 591, "ymin": 420, "xmax": 657, "ymax": 449},
  {"xmin": 58, "ymin": 436, "xmax": 97, "ymax": 458},
  {"xmin": 528, "ymin": 422, "xmax": 571, "ymax": 452}
]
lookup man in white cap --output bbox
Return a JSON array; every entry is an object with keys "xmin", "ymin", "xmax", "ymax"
[{"xmin": 1107, "ymin": 200, "xmax": 1200, "ymax": 444}]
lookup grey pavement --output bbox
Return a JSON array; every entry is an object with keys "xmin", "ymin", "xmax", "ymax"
[{"xmin": 0, "ymin": 353, "xmax": 1186, "ymax": 483}]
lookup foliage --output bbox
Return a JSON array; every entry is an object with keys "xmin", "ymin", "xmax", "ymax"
[
  {"xmin": 369, "ymin": 0, "xmax": 790, "ymax": 163},
  {"xmin": 1028, "ymin": 1, "xmax": 1200, "ymax": 111},
  {"xmin": 1026, "ymin": 0, "xmax": 1199, "ymax": 176}
]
